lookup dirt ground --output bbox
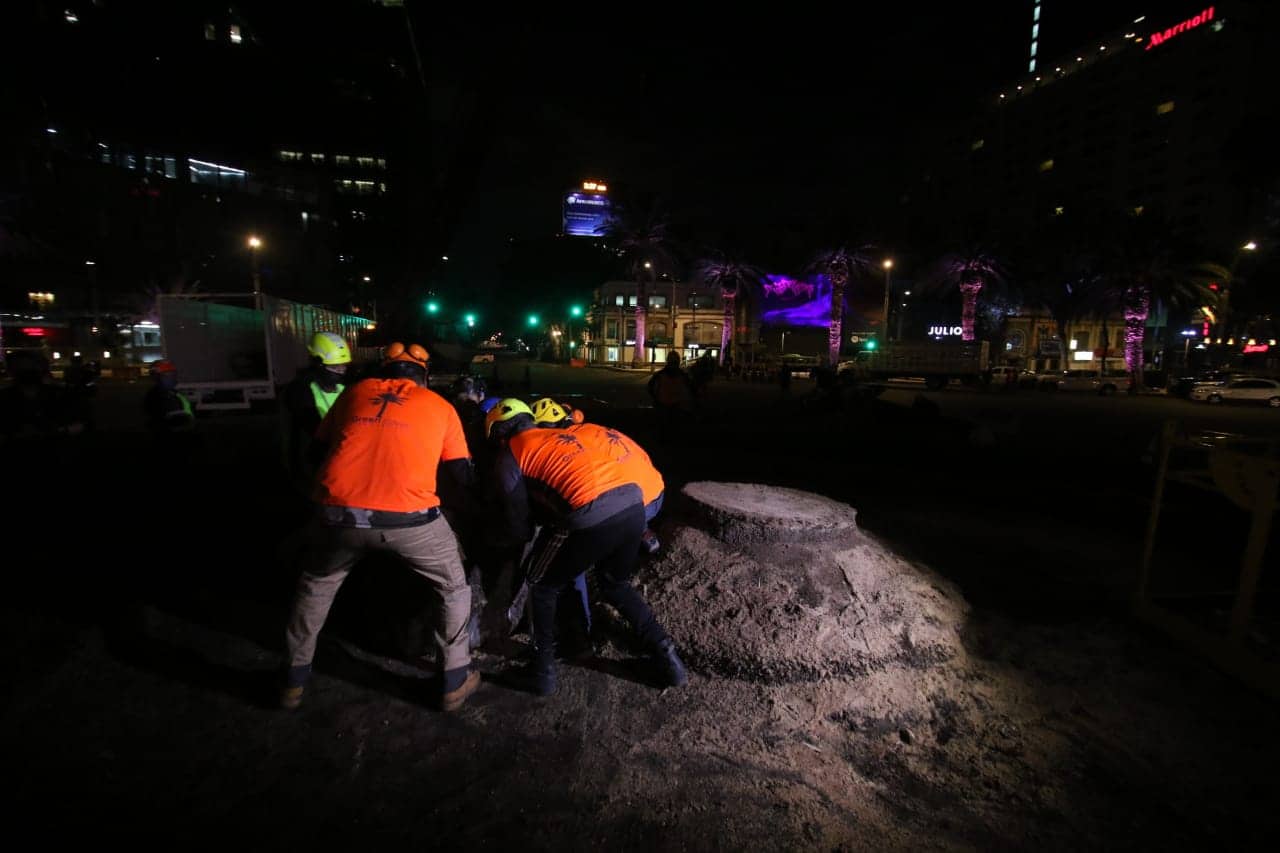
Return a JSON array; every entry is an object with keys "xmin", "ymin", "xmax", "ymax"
[{"xmin": 2, "ymin": 377, "xmax": 1277, "ymax": 849}]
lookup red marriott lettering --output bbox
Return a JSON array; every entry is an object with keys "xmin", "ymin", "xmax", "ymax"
[{"xmin": 1146, "ymin": 7, "xmax": 1214, "ymax": 50}]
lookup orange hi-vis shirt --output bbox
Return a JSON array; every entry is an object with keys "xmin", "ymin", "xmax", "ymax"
[
  {"xmin": 315, "ymin": 377, "xmax": 469, "ymax": 513},
  {"xmin": 507, "ymin": 427, "xmax": 633, "ymax": 511},
  {"xmin": 565, "ymin": 423, "xmax": 664, "ymax": 506}
]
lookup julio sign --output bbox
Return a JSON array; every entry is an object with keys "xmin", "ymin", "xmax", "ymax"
[{"xmin": 928, "ymin": 325, "xmax": 964, "ymax": 337}]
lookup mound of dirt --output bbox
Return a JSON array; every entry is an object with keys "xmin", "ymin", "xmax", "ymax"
[
  {"xmin": 644, "ymin": 482, "xmax": 968, "ymax": 684},
  {"xmin": 681, "ymin": 481, "xmax": 859, "ymax": 545}
]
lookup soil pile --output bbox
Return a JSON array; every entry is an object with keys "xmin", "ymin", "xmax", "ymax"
[{"xmin": 647, "ymin": 482, "xmax": 967, "ymax": 684}]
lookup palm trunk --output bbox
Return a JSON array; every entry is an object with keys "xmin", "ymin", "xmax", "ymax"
[
  {"xmin": 1123, "ymin": 284, "xmax": 1150, "ymax": 387},
  {"xmin": 1123, "ymin": 312, "xmax": 1146, "ymax": 384},
  {"xmin": 1099, "ymin": 315, "xmax": 1110, "ymax": 373},
  {"xmin": 720, "ymin": 291, "xmax": 735, "ymax": 366},
  {"xmin": 828, "ymin": 271, "xmax": 847, "ymax": 367},
  {"xmin": 633, "ymin": 276, "xmax": 648, "ymax": 367},
  {"xmin": 960, "ymin": 280, "xmax": 983, "ymax": 342}
]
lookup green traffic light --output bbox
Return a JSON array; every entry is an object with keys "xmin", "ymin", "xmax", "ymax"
[
  {"xmin": 464, "ymin": 313, "xmax": 477, "ymax": 326},
  {"xmin": 570, "ymin": 305, "xmax": 583, "ymax": 318},
  {"xmin": 864, "ymin": 339, "xmax": 878, "ymax": 351},
  {"xmin": 527, "ymin": 314, "xmax": 539, "ymax": 327},
  {"xmin": 426, "ymin": 300, "xmax": 439, "ymax": 315}
]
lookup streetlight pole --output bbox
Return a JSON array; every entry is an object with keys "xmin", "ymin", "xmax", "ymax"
[
  {"xmin": 85, "ymin": 260, "xmax": 98, "ymax": 343},
  {"xmin": 568, "ymin": 304, "xmax": 583, "ymax": 364},
  {"xmin": 247, "ymin": 235, "xmax": 263, "ymax": 307},
  {"xmin": 880, "ymin": 259, "xmax": 894, "ymax": 343},
  {"xmin": 1221, "ymin": 240, "xmax": 1258, "ymax": 345}
]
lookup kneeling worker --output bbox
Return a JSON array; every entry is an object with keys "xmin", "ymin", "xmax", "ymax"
[
  {"xmin": 282, "ymin": 342, "xmax": 481, "ymax": 712},
  {"xmin": 530, "ymin": 398, "xmax": 664, "ymax": 552},
  {"xmin": 486, "ymin": 398, "xmax": 687, "ymax": 696}
]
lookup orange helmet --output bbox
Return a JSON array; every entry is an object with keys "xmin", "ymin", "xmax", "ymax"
[{"xmin": 383, "ymin": 342, "xmax": 429, "ymax": 368}]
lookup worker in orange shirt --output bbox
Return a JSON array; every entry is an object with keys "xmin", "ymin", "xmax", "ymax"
[
  {"xmin": 486, "ymin": 399, "xmax": 687, "ymax": 696},
  {"xmin": 281, "ymin": 342, "xmax": 481, "ymax": 712},
  {"xmin": 530, "ymin": 398, "xmax": 665, "ymax": 550}
]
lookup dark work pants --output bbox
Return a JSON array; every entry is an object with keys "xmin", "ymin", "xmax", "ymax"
[{"xmin": 527, "ymin": 503, "xmax": 668, "ymax": 670}]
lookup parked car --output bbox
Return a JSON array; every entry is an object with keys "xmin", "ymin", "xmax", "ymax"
[
  {"xmin": 1043, "ymin": 369, "xmax": 1127, "ymax": 395},
  {"xmin": 986, "ymin": 366, "xmax": 1020, "ymax": 386},
  {"xmin": 1171, "ymin": 370, "xmax": 1233, "ymax": 398},
  {"xmin": 1189, "ymin": 377, "xmax": 1280, "ymax": 406}
]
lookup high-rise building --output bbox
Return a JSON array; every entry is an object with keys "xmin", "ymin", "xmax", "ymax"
[
  {"xmin": 6, "ymin": 1, "xmax": 418, "ymax": 319},
  {"xmin": 907, "ymin": 1, "xmax": 1278, "ymax": 257}
]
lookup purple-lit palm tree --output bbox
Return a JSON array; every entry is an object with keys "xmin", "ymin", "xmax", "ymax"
[
  {"xmin": 608, "ymin": 206, "xmax": 674, "ymax": 366},
  {"xmin": 810, "ymin": 246, "xmax": 874, "ymax": 366},
  {"xmin": 935, "ymin": 250, "xmax": 1006, "ymax": 342},
  {"xmin": 695, "ymin": 256, "xmax": 766, "ymax": 366},
  {"xmin": 1102, "ymin": 215, "xmax": 1225, "ymax": 387}
]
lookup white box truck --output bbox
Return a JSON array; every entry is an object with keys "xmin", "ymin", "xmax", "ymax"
[
  {"xmin": 844, "ymin": 341, "xmax": 990, "ymax": 391},
  {"xmin": 158, "ymin": 293, "xmax": 374, "ymax": 411}
]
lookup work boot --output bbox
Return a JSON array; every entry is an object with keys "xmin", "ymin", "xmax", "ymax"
[
  {"xmin": 280, "ymin": 663, "xmax": 311, "ymax": 710},
  {"xmin": 279, "ymin": 685, "xmax": 305, "ymax": 711},
  {"xmin": 652, "ymin": 639, "xmax": 689, "ymax": 688},
  {"xmin": 510, "ymin": 661, "xmax": 557, "ymax": 696},
  {"xmin": 556, "ymin": 631, "xmax": 595, "ymax": 661},
  {"xmin": 441, "ymin": 670, "xmax": 482, "ymax": 712}
]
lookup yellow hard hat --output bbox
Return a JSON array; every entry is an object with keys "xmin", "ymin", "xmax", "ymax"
[
  {"xmin": 485, "ymin": 398, "xmax": 533, "ymax": 438},
  {"xmin": 308, "ymin": 331, "xmax": 352, "ymax": 366},
  {"xmin": 531, "ymin": 397, "xmax": 569, "ymax": 425}
]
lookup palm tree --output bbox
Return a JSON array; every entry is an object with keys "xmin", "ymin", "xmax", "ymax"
[
  {"xmin": 810, "ymin": 246, "xmax": 874, "ymax": 366},
  {"xmin": 370, "ymin": 390, "xmax": 407, "ymax": 420},
  {"xmin": 695, "ymin": 256, "xmax": 766, "ymax": 366},
  {"xmin": 1101, "ymin": 214, "xmax": 1226, "ymax": 387},
  {"xmin": 934, "ymin": 249, "xmax": 1006, "ymax": 342},
  {"xmin": 606, "ymin": 204, "xmax": 674, "ymax": 367}
]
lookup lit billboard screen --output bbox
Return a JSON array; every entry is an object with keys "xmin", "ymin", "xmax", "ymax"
[
  {"xmin": 562, "ymin": 191, "xmax": 612, "ymax": 237},
  {"xmin": 759, "ymin": 274, "xmax": 831, "ymax": 327}
]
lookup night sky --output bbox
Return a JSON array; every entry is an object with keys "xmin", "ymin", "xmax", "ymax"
[
  {"xmin": 427, "ymin": 2, "xmax": 1154, "ymax": 279},
  {"xmin": 20, "ymin": 0, "xmax": 1181, "ymax": 303}
]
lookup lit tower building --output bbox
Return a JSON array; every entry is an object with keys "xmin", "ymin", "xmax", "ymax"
[{"xmin": 1029, "ymin": 0, "xmax": 1041, "ymax": 72}]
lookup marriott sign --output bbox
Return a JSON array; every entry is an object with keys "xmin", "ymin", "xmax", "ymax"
[{"xmin": 1145, "ymin": 7, "xmax": 1215, "ymax": 50}]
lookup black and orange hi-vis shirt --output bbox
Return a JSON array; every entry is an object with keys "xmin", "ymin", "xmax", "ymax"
[
  {"xmin": 494, "ymin": 424, "xmax": 642, "ymax": 540},
  {"xmin": 565, "ymin": 423, "xmax": 664, "ymax": 507},
  {"xmin": 314, "ymin": 377, "xmax": 470, "ymax": 523}
]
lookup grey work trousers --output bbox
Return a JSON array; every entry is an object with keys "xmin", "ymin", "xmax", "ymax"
[{"xmin": 285, "ymin": 519, "xmax": 471, "ymax": 674}]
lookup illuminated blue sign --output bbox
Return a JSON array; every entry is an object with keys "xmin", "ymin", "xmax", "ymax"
[{"xmin": 563, "ymin": 192, "xmax": 611, "ymax": 237}]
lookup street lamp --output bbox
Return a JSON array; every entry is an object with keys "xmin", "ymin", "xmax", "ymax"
[
  {"xmin": 568, "ymin": 305, "xmax": 583, "ymax": 364},
  {"xmin": 247, "ymin": 235, "xmax": 263, "ymax": 302},
  {"xmin": 1221, "ymin": 240, "xmax": 1261, "ymax": 345},
  {"xmin": 880, "ymin": 259, "xmax": 894, "ymax": 343}
]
